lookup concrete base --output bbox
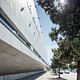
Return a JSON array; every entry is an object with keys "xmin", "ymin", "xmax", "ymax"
[
  {"xmin": 0, "ymin": 23, "xmax": 45, "ymax": 75},
  {"xmin": 0, "ymin": 71, "xmax": 43, "ymax": 80}
]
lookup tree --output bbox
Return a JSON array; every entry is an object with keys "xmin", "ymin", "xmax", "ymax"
[
  {"xmin": 50, "ymin": 56, "xmax": 63, "ymax": 78},
  {"xmin": 37, "ymin": 0, "xmax": 80, "ymax": 80},
  {"xmin": 50, "ymin": 58, "xmax": 57, "ymax": 74},
  {"xmin": 61, "ymin": 64, "xmax": 68, "ymax": 70},
  {"xmin": 69, "ymin": 62, "xmax": 77, "ymax": 72}
]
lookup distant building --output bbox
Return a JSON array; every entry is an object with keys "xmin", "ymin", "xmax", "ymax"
[{"xmin": 0, "ymin": 0, "xmax": 48, "ymax": 75}]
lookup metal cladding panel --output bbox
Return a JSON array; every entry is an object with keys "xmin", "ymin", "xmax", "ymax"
[{"xmin": 0, "ymin": 0, "xmax": 48, "ymax": 66}]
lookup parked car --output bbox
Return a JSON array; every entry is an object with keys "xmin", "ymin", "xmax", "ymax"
[
  {"xmin": 59, "ymin": 71, "xmax": 63, "ymax": 74},
  {"xmin": 57, "ymin": 69, "xmax": 63, "ymax": 74},
  {"xmin": 64, "ymin": 70, "xmax": 70, "ymax": 74}
]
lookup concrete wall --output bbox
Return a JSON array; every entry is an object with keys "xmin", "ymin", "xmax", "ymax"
[
  {"xmin": 0, "ymin": 23, "xmax": 45, "ymax": 74},
  {"xmin": 0, "ymin": 0, "xmax": 48, "ymax": 75},
  {"xmin": 0, "ymin": 71, "xmax": 43, "ymax": 80}
]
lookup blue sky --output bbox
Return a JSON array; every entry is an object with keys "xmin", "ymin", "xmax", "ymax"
[{"xmin": 34, "ymin": 0, "xmax": 59, "ymax": 65}]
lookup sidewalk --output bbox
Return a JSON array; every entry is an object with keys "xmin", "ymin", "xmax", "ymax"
[
  {"xmin": 19, "ymin": 71, "xmax": 77, "ymax": 80},
  {"xmin": 36, "ymin": 71, "xmax": 64, "ymax": 80},
  {"xmin": 36, "ymin": 71, "xmax": 77, "ymax": 80}
]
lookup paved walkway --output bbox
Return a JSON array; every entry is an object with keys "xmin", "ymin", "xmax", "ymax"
[
  {"xmin": 36, "ymin": 71, "xmax": 77, "ymax": 80},
  {"xmin": 19, "ymin": 71, "xmax": 77, "ymax": 80}
]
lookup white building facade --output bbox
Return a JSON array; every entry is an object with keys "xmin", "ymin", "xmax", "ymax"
[{"xmin": 0, "ymin": 0, "xmax": 48, "ymax": 75}]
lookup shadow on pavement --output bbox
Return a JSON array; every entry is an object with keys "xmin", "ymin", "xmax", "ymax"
[
  {"xmin": 48, "ymin": 78, "xmax": 67, "ymax": 80},
  {"xmin": 16, "ymin": 72, "xmax": 45, "ymax": 80}
]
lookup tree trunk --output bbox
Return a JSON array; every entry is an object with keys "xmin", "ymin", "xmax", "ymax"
[
  {"xmin": 77, "ymin": 61, "xmax": 80, "ymax": 80},
  {"xmin": 71, "ymin": 68, "xmax": 72, "ymax": 72},
  {"xmin": 55, "ymin": 68, "xmax": 56, "ymax": 73},
  {"xmin": 58, "ymin": 66, "xmax": 61, "ymax": 78},
  {"xmin": 53, "ymin": 68, "xmax": 57, "ymax": 75}
]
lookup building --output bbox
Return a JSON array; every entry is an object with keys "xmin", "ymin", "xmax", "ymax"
[{"xmin": 0, "ymin": 0, "xmax": 48, "ymax": 75}]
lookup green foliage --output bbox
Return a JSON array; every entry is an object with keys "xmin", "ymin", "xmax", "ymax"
[
  {"xmin": 61, "ymin": 64, "xmax": 68, "ymax": 70},
  {"xmin": 50, "ymin": 56, "xmax": 63, "ymax": 70},
  {"xmin": 69, "ymin": 62, "xmax": 77, "ymax": 70},
  {"xmin": 37, "ymin": 0, "xmax": 80, "ymax": 62},
  {"xmin": 37, "ymin": 1, "xmax": 80, "ymax": 79}
]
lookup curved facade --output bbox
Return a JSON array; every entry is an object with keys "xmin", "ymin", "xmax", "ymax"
[{"xmin": 0, "ymin": 0, "xmax": 48, "ymax": 75}]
